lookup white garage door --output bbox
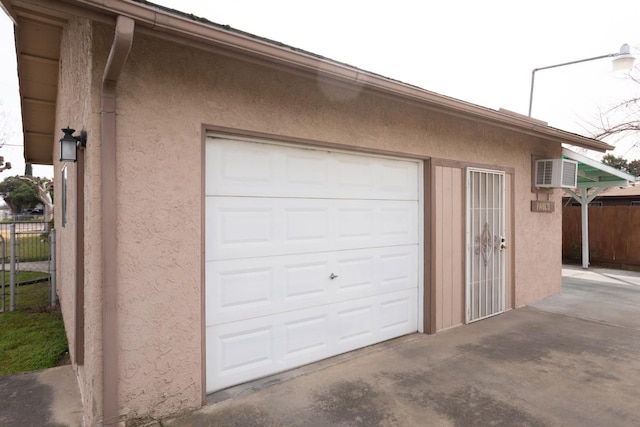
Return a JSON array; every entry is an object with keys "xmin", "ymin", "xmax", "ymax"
[{"xmin": 205, "ymin": 136, "xmax": 421, "ymax": 392}]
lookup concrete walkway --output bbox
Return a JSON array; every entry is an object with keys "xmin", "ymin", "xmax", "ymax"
[
  {"xmin": 562, "ymin": 264, "xmax": 640, "ymax": 288},
  {"xmin": 2, "ymin": 266, "xmax": 640, "ymax": 426},
  {"xmin": 0, "ymin": 365, "xmax": 82, "ymax": 426}
]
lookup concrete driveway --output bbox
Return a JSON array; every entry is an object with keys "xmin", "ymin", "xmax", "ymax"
[
  {"xmin": 166, "ymin": 266, "xmax": 640, "ymax": 426},
  {"xmin": 3, "ymin": 266, "xmax": 638, "ymax": 426}
]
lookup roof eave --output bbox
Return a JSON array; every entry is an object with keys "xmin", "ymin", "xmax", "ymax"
[
  {"xmin": 8, "ymin": 0, "xmax": 614, "ymax": 162},
  {"xmin": 0, "ymin": 0, "xmax": 16, "ymax": 24},
  {"xmin": 78, "ymin": 0, "xmax": 613, "ymax": 152}
]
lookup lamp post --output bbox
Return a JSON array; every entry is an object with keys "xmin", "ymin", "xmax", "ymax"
[{"xmin": 528, "ymin": 44, "xmax": 635, "ymax": 117}]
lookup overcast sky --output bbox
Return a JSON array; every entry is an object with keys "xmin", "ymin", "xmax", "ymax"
[{"xmin": 1, "ymin": 0, "xmax": 639, "ymax": 180}]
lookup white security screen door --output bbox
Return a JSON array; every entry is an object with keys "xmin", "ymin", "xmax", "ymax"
[{"xmin": 466, "ymin": 168, "xmax": 505, "ymax": 323}]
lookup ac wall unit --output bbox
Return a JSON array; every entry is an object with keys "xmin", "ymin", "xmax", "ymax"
[{"xmin": 535, "ymin": 159, "xmax": 578, "ymax": 188}]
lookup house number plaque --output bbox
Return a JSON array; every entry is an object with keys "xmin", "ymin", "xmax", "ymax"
[{"xmin": 531, "ymin": 200, "xmax": 555, "ymax": 213}]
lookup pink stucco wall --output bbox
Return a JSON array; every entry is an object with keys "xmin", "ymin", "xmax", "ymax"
[
  {"xmin": 55, "ymin": 17, "xmax": 104, "ymax": 424},
  {"xmin": 55, "ymin": 19, "xmax": 562, "ymax": 423}
]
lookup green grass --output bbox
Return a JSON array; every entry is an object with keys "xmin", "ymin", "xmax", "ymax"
[
  {"xmin": 0, "ymin": 218, "xmax": 44, "ymax": 223},
  {"xmin": 16, "ymin": 235, "xmax": 51, "ymax": 262},
  {"xmin": 0, "ymin": 233, "xmax": 51, "ymax": 262},
  {"xmin": 0, "ymin": 270, "xmax": 49, "ymax": 286},
  {"xmin": 0, "ymin": 279, "xmax": 68, "ymax": 376}
]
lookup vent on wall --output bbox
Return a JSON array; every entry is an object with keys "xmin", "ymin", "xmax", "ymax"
[{"xmin": 535, "ymin": 159, "xmax": 578, "ymax": 188}]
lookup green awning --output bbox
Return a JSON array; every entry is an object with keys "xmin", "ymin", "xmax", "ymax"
[{"xmin": 562, "ymin": 148, "xmax": 637, "ymax": 188}]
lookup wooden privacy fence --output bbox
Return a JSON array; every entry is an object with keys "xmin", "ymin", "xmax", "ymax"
[{"xmin": 563, "ymin": 205, "xmax": 640, "ymax": 269}]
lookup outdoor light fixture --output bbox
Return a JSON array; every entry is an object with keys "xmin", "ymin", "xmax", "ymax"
[
  {"xmin": 612, "ymin": 43, "xmax": 635, "ymax": 71},
  {"xmin": 528, "ymin": 43, "xmax": 636, "ymax": 117},
  {"xmin": 59, "ymin": 127, "xmax": 87, "ymax": 162}
]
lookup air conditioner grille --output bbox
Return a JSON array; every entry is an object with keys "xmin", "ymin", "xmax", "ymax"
[
  {"xmin": 561, "ymin": 161, "xmax": 578, "ymax": 187},
  {"xmin": 536, "ymin": 160, "xmax": 553, "ymax": 186},
  {"xmin": 534, "ymin": 158, "xmax": 578, "ymax": 188}
]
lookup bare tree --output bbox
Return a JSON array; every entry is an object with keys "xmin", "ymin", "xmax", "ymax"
[{"xmin": 591, "ymin": 64, "xmax": 640, "ymax": 149}]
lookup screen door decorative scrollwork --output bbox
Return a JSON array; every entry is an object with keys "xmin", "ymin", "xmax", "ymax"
[{"xmin": 466, "ymin": 168, "xmax": 506, "ymax": 323}]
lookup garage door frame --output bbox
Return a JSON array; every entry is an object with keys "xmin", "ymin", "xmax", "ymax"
[{"xmin": 203, "ymin": 132, "xmax": 425, "ymax": 393}]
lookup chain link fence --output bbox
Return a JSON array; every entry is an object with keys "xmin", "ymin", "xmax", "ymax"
[{"xmin": 0, "ymin": 221, "xmax": 56, "ymax": 312}]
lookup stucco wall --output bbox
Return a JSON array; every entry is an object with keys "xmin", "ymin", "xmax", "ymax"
[
  {"xmin": 96, "ymin": 24, "xmax": 204, "ymax": 421},
  {"xmin": 55, "ymin": 22, "xmax": 77, "ymax": 365},
  {"xmin": 55, "ymin": 16, "xmax": 102, "ymax": 426},
  {"xmin": 57, "ymin": 20, "xmax": 563, "ymax": 423},
  {"xmin": 511, "ymin": 150, "xmax": 563, "ymax": 307},
  {"xmin": 114, "ymin": 28, "xmax": 560, "ymax": 418}
]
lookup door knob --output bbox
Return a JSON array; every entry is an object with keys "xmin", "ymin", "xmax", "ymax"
[
  {"xmin": 500, "ymin": 237, "xmax": 507, "ymax": 250},
  {"xmin": 329, "ymin": 273, "xmax": 338, "ymax": 280}
]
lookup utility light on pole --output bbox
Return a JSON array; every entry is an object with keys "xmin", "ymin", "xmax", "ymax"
[{"xmin": 528, "ymin": 44, "xmax": 636, "ymax": 117}]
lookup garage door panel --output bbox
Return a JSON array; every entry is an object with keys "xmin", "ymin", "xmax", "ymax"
[
  {"xmin": 337, "ymin": 208, "xmax": 374, "ymax": 238},
  {"xmin": 284, "ymin": 314, "xmax": 330, "ymax": 357},
  {"xmin": 211, "ymin": 265, "xmax": 274, "ymax": 313},
  {"xmin": 206, "ymin": 138, "xmax": 418, "ymax": 200},
  {"xmin": 381, "ymin": 208, "xmax": 412, "ymax": 237},
  {"xmin": 205, "ymin": 138, "xmax": 276, "ymax": 191},
  {"xmin": 283, "ymin": 262, "xmax": 329, "ymax": 299},
  {"xmin": 285, "ymin": 208, "xmax": 330, "ymax": 242},
  {"xmin": 378, "ymin": 162, "xmax": 415, "ymax": 194},
  {"xmin": 380, "ymin": 296, "xmax": 413, "ymax": 331},
  {"xmin": 217, "ymin": 326, "xmax": 273, "ymax": 372},
  {"xmin": 206, "ymin": 288, "xmax": 417, "ymax": 392},
  {"xmin": 335, "ymin": 304, "xmax": 375, "ymax": 342},
  {"xmin": 207, "ymin": 245, "xmax": 418, "ymax": 325},
  {"xmin": 206, "ymin": 197, "xmax": 418, "ymax": 261},
  {"xmin": 206, "ymin": 137, "xmax": 421, "ymax": 393},
  {"xmin": 335, "ymin": 256, "xmax": 374, "ymax": 291},
  {"xmin": 201, "ymin": 203, "xmax": 276, "ymax": 253}
]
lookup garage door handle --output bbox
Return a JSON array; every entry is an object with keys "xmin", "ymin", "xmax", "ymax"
[{"xmin": 329, "ymin": 273, "xmax": 338, "ymax": 280}]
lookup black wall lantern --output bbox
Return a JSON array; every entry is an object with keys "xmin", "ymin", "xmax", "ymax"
[{"xmin": 59, "ymin": 127, "xmax": 87, "ymax": 162}]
